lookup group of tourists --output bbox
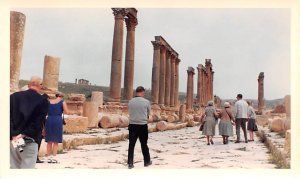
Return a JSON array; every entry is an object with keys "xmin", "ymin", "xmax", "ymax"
[
  {"xmin": 200, "ymin": 93, "xmax": 258, "ymax": 145},
  {"xmin": 10, "ymin": 75, "xmax": 257, "ymax": 169}
]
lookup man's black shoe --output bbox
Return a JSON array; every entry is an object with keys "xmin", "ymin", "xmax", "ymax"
[
  {"xmin": 144, "ymin": 161, "xmax": 152, "ymax": 167},
  {"xmin": 128, "ymin": 164, "xmax": 134, "ymax": 169},
  {"xmin": 234, "ymin": 141, "xmax": 240, "ymax": 143},
  {"xmin": 36, "ymin": 159, "xmax": 44, "ymax": 163}
]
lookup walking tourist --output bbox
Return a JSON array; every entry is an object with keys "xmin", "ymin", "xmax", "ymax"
[
  {"xmin": 234, "ymin": 94, "xmax": 249, "ymax": 143},
  {"xmin": 10, "ymin": 76, "xmax": 49, "ymax": 168},
  {"xmin": 218, "ymin": 102, "xmax": 235, "ymax": 144},
  {"xmin": 127, "ymin": 86, "xmax": 152, "ymax": 169},
  {"xmin": 247, "ymin": 101, "xmax": 257, "ymax": 141},
  {"xmin": 45, "ymin": 92, "xmax": 72, "ymax": 163},
  {"xmin": 202, "ymin": 100, "xmax": 219, "ymax": 145}
]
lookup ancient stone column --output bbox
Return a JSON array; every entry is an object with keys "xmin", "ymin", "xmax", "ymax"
[
  {"xmin": 123, "ymin": 12, "xmax": 138, "ymax": 102},
  {"xmin": 164, "ymin": 50, "xmax": 171, "ymax": 107},
  {"xmin": 258, "ymin": 72, "xmax": 265, "ymax": 114},
  {"xmin": 151, "ymin": 40, "xmax": 161, "ymax": 104},
  {"xmin": 43, "ymin": 55, "xmax": 60, "ymax": 92},
  {"xmin": 186, "ymin": 67, "xmax": 195, "ymax": 111},
  {"xmin": 197, "ymin": 64, "xmax": 203, "ymax": 107},
  {"xmin": 174, "ymin": 58, "xmax": 180, "ymax": 108},
  {"xmin": 91, "ymin": 91, "xmax": 103, "ymax": 108},
  {"xmin": 109, "ymin": 8, "xmax": 127, "ymax": 103},
  {"xmin": 205, "ymin": 59, "xmax": 213, "ymax": 101},
  {"xmin": 170, "ymin": 54, "xmax": 176, "ymax": 107},
  {"xmin": 10, "ymin": 11, "xmax": 26, "ymax": 92},
  {"xmin": 159, "ymin": 45, "xmax": 166, "ymax": 105}
]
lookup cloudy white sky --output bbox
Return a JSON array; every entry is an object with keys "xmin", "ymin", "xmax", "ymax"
[{"xmin": 14, "ymin": 8, "xmax": 290, "ymax": 100}]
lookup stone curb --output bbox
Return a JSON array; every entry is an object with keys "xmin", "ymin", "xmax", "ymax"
[{"xmin": 256, "ymin": 126, "xmax": 290, "ymax": 168}]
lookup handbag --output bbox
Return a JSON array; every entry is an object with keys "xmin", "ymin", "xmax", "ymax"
[
  {"xmin": 62, "ymin": 113, "xmax": 66, "ymax": 125},
  {"xmin": 199, "ymin": 121, "xmax": 205, "ymax": 131},
  {"xmin": 253, "ymin": 123, "xmax": 258, "ymax": 131}
]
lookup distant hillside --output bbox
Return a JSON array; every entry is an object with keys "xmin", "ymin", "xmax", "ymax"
[{"xmin": 19, "ymin": 80, "xmax": 283, "ymax": 108}]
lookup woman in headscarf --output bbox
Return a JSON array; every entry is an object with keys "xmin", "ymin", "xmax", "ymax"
[
  {"xmin": 202, "ymin": 100, "xmax": 219, "ymax": 145},
  {"xmin": 218, "ymin": 102, "xmax": 235, "ymax": 144}
]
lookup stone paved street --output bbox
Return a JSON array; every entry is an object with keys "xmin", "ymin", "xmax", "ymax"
[{"xmin": 35, "ymin": 125, "xmax": 276, "ymax": 169}]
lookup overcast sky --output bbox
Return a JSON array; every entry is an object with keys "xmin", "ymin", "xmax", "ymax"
[{"xmin": 14, "ymin": 8, "xmax": 290, "ymax": 100}]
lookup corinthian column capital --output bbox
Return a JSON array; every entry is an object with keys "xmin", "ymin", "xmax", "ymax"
[
  {"xmin": 112, "ymin": 8, "xmax": 127, "ymax": 20},
  {"xmin": 125, "ymin": 17, "xmax": 138, "ymax": 31}
]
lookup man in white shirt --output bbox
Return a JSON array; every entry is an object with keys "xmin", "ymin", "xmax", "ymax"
[{"xmin": 234, "ymin": 94, "xmax": 249, "ymax": 143}]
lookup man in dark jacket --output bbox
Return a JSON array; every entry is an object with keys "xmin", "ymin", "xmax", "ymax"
[{"xmin": 10, "ymin": 76, "xmax": 49, "ymax": 168}]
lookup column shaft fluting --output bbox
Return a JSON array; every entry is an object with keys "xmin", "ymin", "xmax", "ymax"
[
  {"xmin": 43, "ymin": 55, "xmax": 60, "ymax": 91},
  {"xmin": 123, "ymin": 17, "xmax": 137, "ymax": 101},
  {"xmin": 10, "ymin": 11, "xmax": 26, "ymax": 92},
  {"xmin": 159, "ymin": 46, "xmax": 166, "ymax": 105},
  {"xmin": 109, "ymin": 8, "xmax": 126, "ymax": 102},
  {"xmin": 164, "ymin": 50, "xmax": 171, "ymax": 107},
  {"xmin": 186, "ymin": 67, "xmax": 195, "ymax": 111},
  {"xmin": 170, "ymin": 56, "xmax": 176, "ymax": 107},
  {"xmin": 151, "ymin": 41, "xmax": 161, "ymax": 104}
]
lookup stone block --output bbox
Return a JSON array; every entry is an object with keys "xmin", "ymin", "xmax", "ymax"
[
  {"xmin": 179, "ymin": 104, "xmax": 186, "ymax": 122},
  {"xmin": 68, "ymin": 93, "xmax": 86, "ymax": 101},
  {"xmin": 284, "ymin": 95, "xmax": 291, "ymax": 117},
  {"xmin": 256, "ymin": 115, "xmax": 269, "ymax": 126},
  {"xmin": 63, "ymin": 115, "xmax": 88, "ymax": 134},
  {"xmin": 269, "ymin": 117, "xmax": 284, "ymax": 132}
]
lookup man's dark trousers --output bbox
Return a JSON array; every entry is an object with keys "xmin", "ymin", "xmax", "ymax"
[
  {"xmin": 235, "ymin": 118, "xmax": 248, "ymax": 142},
  {"xmin": 127, "ymin": 124, "xmax": 150, "ymax": 165}
]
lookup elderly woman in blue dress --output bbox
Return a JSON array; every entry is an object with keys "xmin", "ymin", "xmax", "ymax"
[
  {"xmin": 45, "ymin": 92, "xmax": 73, "ymax": 163},
  {"xmin": 218, "ymin": 102, "xmax": 235, "ymax": 144},
  {"xmin": 202, "ymin": 100, "xmax": 219, "ymax": 145}
]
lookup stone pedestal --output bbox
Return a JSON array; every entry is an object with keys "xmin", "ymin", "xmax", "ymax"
[
  {"xmin": 10, "ymin": 11, "xmax": 26, "ymax": 92},
  {"xmin": 284, "ymin": 95, "xmax": 290, "ymax": 118},
  {"xmin": 83, "ymin": 101, "xmax": 100, "ymax": 128}
]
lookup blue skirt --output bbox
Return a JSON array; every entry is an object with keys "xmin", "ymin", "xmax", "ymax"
[{"xmin": 45, "ymin": 115, "xmax": 63, "ymax": 143}]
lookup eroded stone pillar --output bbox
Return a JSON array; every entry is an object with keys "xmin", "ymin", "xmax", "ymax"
[
  {"xmin": 151, "ymin": 41, "xmax": 161, "ymax": 104},
  {"xmin": 43, "ymin": 55, "xmax": 60, "ymax": 92},
  {"xmin": 164, "ymin": 50, "xmax": 171, "ymax": 107},
  {"xmin": 109, "ymin": 8, "xmax": 127, "ymax": 103},
  {"xmin": 91, "ymin": 91, "xmax": 103, "ymax": 108},
  {"xmin": 10, "ymin": 11, "xmax": 26, "ymax": 92},
  {"xmin": 159, "ymin": 45, "xmax": 166, "ymax": 105},
  {"xmin": 170, "ymin": 54, "xmax": 176, "ymax": 107},
  {"xmin": 83, "ymin": 101, "xmax": 99, "ymax": 128},
  {"xmin": 123, "ymin": 13, "xmax": 138, "ymax": 101},
  {"xmin": 258, "ymin": 72, "xmax": 265, "ymax": 114},
  {"xmin": 186, "ymin": 67, "xmax": 195, "ymax": 111}
]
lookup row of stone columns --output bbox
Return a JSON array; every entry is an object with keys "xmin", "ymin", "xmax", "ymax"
[
  {"xmin": 185, "ymin": 59, "xmax": 214, "ymax": 111},
  {"xmin": 151, "ymin": 36, "xmax": 180, "ymax": 108},
  {"xmin": 196, "ymin": 59, "xmax": 214, "ymax": 107},
  {"xmin": 109, "ymin": 8, "xmax": 138, "ymax": 103}
]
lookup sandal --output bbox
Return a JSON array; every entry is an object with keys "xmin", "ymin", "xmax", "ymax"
[{"xmin": 51, "ymin": 159, "xmax": 58, "ymax": 163}]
